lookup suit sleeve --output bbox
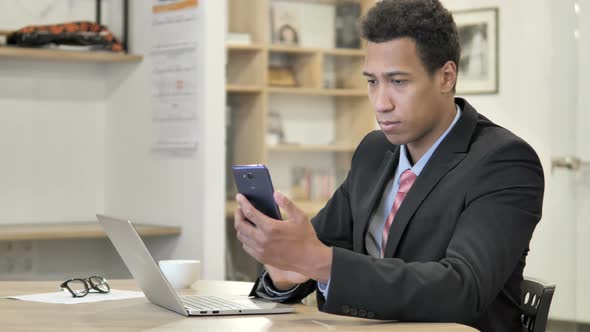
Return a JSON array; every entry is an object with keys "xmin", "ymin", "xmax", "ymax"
[{"xmin": 318, "ymin": 139, "xmax": 544, "ymax": 324}]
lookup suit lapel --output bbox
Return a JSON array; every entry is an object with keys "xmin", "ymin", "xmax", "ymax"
[
  {"xmin": 354, "ymin": 148, "xmax": 399, "ymax": 252},
  {"xmin": 382, "ymin": 152, "xmax": 467, "ymax": 257},
  {"xmin": 383, "ymin": 98, "xmax": 479, "ymax": 257}
]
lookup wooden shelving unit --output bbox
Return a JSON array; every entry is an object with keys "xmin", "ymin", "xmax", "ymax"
[
  {"xmin": 226, "ymin": 44, "xmax": 265, "ymax": 52},
  {"xmin": 226, "ymin": 84, "xmax": 264, "ymax": 94},
  {"xmin": 225, "ymin": 0, "xmax": 374, "ymax": 280},
  {"xmin": 0, "ymin": 222, "xmax": 180, "ymax": 241},
  {"xmin": 267, "ymin": 87, "xmax": 366, "ymax": 96},
  {"xmin": 268, "ymin": 44, "xmax": 365, "ymax": 57},
  {"xmin": 0, "ymin": 46, "xmax": 142, "ymax": 63},
  {"xmin": 225, "ymin": 0, "xmax": 375, "ymax": 205}
]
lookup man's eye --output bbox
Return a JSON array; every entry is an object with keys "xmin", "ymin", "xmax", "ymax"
[
  {"xmin": 367, "ymin": 79, "xmax": 377, "ymax": 86},
  {"xmin": 392, "ymin": 79, "xmax": 407, "ymax": 85}
]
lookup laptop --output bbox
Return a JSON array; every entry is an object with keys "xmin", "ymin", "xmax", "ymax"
[{"xmin": 97, "ymin": 214, "xmax": 294, "ymax": 316}]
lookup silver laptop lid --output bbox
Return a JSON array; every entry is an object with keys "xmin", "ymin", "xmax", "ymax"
[{"xmin": 97, "ymin": 214, "xmax": 188, "ymax": 316}]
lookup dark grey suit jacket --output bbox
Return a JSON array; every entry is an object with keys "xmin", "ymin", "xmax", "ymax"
[{"xmin": 250, "ymin": 98, "xmax": 544, "ymax": 332}]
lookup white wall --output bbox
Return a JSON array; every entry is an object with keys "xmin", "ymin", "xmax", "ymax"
[
  {"xmin": 575, "ymin": 0, "xmax": 590, "ymax": 323},
  {"xmin": 0, "ymin": 0, "xmax": 116, "ymax": 281},
  {"xmin": 104, "ymin": 1, "xmax": 226, "ymax": 280},
  {"xmin": 0, "ymin": 0, "xmax": 109, "ymax": 224},
  {"xmin": 444, "ymin": 0, "xmax": 581, "ymax": 321},
  {"xmin": 0, "ymin": 63, "xmax": 106, "ymax": 224},
  {"xmin": 0, "ymin": 1, "xmax": 226, "ymax": 281}
]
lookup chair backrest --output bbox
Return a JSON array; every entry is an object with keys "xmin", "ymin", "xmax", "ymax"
[{"xmin": 521, "ymin": 278, "xmax": 556, "ymax": 332}]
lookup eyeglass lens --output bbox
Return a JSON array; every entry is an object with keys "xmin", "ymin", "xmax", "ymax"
[
  {"xmin": 89, "ymin": 276, "xmax": 110, "ymax": 293},
  {"xmin": 65, "ymin": 279, "xmax": 88, "ymax": 297}
]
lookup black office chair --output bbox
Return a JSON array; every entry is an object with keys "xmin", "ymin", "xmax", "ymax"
[{"xmin": 521, "ymin": 278, "xmax": 556, "ymax": 332}]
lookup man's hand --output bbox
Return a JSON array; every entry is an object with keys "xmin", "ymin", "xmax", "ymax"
[
  {"xmin": 265, "ymin": 265, "xmax": 309, "ymax": 291},
  {"xmin": 234, "ymin": 191, "xmax": 332, "ymax": 283}
]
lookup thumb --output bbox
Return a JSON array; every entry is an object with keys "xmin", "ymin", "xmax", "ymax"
[{"xmin": 274, "ymin": 191, "xmax": 305, "ymax": 221}]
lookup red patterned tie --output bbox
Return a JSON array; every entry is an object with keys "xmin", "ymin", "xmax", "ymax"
[{"xmin": 381, "ymin": 169, "xmax": 417, "ymax": 257}]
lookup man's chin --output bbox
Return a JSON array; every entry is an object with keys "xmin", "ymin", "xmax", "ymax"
[{"xmin": 382, "ymin": 131, "xmax": 408, "ymax": 146}]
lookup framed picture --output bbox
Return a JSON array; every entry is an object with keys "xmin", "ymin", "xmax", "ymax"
[
  {"xmin": 335, "ymin": 2, "xmax": 361, "ymax": 49},
  {"xmin": 453, "ymin": 8, "xmax": 498, "ymax": 94},
  {"xmin": 270, "ymin": 2, "xmax": 301, "ymax": 45}
]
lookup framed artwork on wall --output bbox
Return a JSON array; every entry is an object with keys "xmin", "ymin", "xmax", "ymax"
[{"xmin": 453, "ymin": 7, "xmax": 499, "ymax": 94}]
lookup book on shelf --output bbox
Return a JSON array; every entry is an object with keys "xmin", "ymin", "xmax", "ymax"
[
  {"xmin": 291, "ymin": 167, "xmax": 311, "ymax": 201},
  {"xmin": 267, "ymin": 111, "xmax": 285, "ymax": 145},
  {"xmin": 290, "ymin": 167, "xmax": 341, "ymax": 202},
  {"xmin": 335, "ymin": 2, "xmax": 361, "ymax": 49},
  {"xmin": 270, "ymin": 2, "xmax": 301, "ymax": 45},
  {"xmin": 267, "ymin": 66, "xmax": 297, "ymax": 87}
]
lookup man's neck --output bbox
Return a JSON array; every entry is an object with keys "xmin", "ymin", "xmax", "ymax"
[{"xmin": 407, "ymin": 101, "xmax": 458, "ymax": 163}]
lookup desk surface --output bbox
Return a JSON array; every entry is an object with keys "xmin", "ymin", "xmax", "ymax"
[{"xmin": 0, "ymin": 280, "xmax": 477, "ymax": 331}]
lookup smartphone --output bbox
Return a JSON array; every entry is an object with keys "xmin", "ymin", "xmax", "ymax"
[{"xmin": 232, "ymin": 164, "xmax": 282, "ymax": 220}]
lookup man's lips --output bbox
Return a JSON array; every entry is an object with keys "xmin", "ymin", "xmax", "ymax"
[
  {"xmin": 378, "ymin": 120, "xmax": 401, "ymax": 132},
  {"xmin": 379, "ymin": 120, "xmax": 400, "ymax": 125}
]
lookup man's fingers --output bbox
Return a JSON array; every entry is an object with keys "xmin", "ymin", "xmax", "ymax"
[
  {"xmin": 274, "ymin": 191, "xmax": 305, "ymax": 221},
  {"xmin": 234, "ymin": 205, "xmax": 244, "ymax": 230},
  {"xmin": 234, "ymin": 206, "xmax": 251, "ymax": 232},
  {"xmin": 237, "ymin": 228, "xmax": 259, "ymax": 250},
  {"xmin": 236, "ymin": 194, "xmax": 271, "ymax": 228}
]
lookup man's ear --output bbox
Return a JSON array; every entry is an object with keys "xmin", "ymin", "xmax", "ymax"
[{"xmin": 439, "ymin": 61, "xmax": 458, "ymax": 94}]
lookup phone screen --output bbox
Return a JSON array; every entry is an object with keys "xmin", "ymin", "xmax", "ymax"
[{"xmin": 232, "ymin": 164, "xmax": 282, "ymax": 220}]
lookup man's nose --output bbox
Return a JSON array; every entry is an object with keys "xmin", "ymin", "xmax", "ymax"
[{"xmin": 374, "ymin": 86, "xmax": 394, "ymax": 113}]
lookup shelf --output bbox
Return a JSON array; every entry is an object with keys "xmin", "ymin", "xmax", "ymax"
[
  {"xmin": 267, "ymin": 87, "xmax": 366, "ymax": 97},
  {"xmin": 225, "ymin": 200, "xmax": 326, "ymax": 218},
  {"xmin": 268, "ymin": 45, "xmax": 364, "ymax": 57},
  {"xmin": 268, "ymin": 45, "xmax": 319, "ymax": 55},
  {"xmin": 0, "ymin": 46, "xmax": 143, "ymax": 63},
  {"xmin": 226, "ymin": 84, "xmax": 264, "ymax": 94},
  {"xmin": 268, "ymin": 144, "xmax": 355, "ymax": 153},
  {"xmin": 226, "ymin": 44, "xmax": 265, "ymax": 52},
  {"xmin": 0, "ymin": 222, "xmax": 181, "ymax": 241}
]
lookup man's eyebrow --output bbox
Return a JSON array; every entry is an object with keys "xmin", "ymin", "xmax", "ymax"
[
  {"xmin": 362, "ymin": 71, "xmax": 411, "ymax": 77},
  {"xmin": 384, "ymin": 71, "xmax": 410, "ymax": 77}
]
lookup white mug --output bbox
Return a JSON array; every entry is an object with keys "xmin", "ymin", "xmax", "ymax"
[{"xmin": 158, "ymin": 260, "xmax": 201, "ymax": 289}]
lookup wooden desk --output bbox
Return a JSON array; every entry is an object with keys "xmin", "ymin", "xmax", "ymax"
[{"xmin": 0, "ymin": 280, "xmax": 477, "ymax": 331}]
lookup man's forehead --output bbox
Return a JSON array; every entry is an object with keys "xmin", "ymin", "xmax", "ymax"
[{"xmin": 363, "ymin": 39, "xmax": 422, "ymax": 75}]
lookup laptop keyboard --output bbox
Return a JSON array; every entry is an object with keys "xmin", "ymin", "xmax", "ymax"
[{"xmin": 181, "ymin": 295, "xmax": 257, "ymax": 311}]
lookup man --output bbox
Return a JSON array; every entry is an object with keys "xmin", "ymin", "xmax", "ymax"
[{"xmin": 234, "ymin": 1, "xmax": 544, "ymax": 331}]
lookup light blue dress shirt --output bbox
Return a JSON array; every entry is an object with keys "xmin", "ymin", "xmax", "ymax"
[{"xmin": 317, "ymin": 105, "xmax": 461, "ymax": 299}]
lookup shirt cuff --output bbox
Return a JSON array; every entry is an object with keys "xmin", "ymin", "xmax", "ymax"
[
  {"xmin": 317, "ymin": 277, "xmax": 331, "ymax": 299},
  {"xmin": 261, "ymin": 271, "xmax": 300, "ymax": 297}
]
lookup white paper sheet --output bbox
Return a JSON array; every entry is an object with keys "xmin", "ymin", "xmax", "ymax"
[
  {"xmin": 150, "ymin": 0, "xmax": 202, "ymax": 155},
  {"xmin": 5, "ymin": 289, "xmax": 145, "ymax": 305}
]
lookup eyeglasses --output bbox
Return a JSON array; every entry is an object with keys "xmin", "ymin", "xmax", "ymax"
[{"xmin": 60, "ymin": 276, "xmax": 111, "ymax": 298}]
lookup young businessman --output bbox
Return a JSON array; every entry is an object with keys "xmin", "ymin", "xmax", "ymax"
[{"xmin": 234, "ymin": 1, "xmax": 544, "ymax": 331}]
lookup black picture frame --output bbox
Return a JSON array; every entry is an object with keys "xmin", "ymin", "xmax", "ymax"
[{"xmin": 453, "ymin": 7, "xmax": 499, "ymax": 95}]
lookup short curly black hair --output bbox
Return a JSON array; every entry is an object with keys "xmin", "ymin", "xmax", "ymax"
[{"xmin": 361, "ymin": 0, "xmax": 460, "ymax": 76}]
